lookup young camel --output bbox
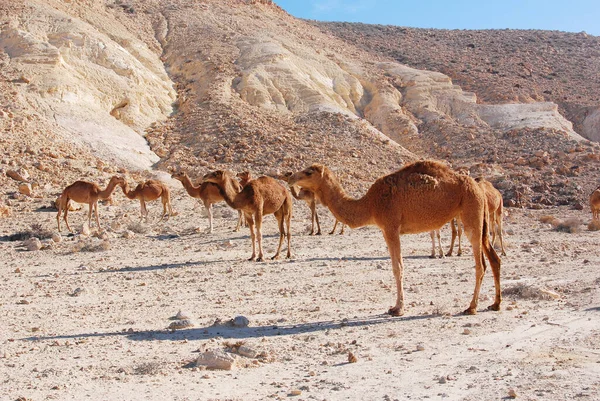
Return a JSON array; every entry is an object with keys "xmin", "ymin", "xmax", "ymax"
[
  {"xmin": 289, "ymin": 161, "xmax": 501, "ymax": 316},
  {"xmin": 56, "ymin": 175, "xmax": 125, "ymax": 232},
  {"xmin": 203, "ymin": 170, "xmax": 292, "ymax": 261},
  {"xmin": 590, "ymin": 186, "xmax": 600, "ymax": 220},
  {"xmin": 276, "ymin": 171, "xmax": 345, "ymax": 236},
  {"xmin": 446, "ymin": 178, "xmax": 506, "ymax": 256},
  {"xmin": 171, "ymin": 171, "xmax": 244, "ymax": 232},
  {"xmin": 120, "ymin": 179, "xmax": 174, "ymax": 221}
]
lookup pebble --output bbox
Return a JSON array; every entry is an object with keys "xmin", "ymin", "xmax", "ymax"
[
  {"xmin": 508, "ymin": 388, "xmax": 518, "ymax": 398},
  {"xmin": 289, "ymin": 389, "xmax": 302, "ymax": 396},
  {"xmin": 51, "ymin": 232, "xmax": 62, "ymax": 243},
  {"xmin": 233, "ymin": 315, "xmax": 249, "ymax": 328},
  {"xmin": 24, "ymin": 237, "xmax": 42, "ymax": 251}
]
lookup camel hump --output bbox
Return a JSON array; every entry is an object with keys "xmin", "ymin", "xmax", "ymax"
[{"xmin": 380, "ymin": 160, "xmax": 454, "ymax": 190}]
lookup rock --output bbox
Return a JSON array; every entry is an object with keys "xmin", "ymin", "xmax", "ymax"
[
  {"xmin": 81, "ymin": 223, "xmax": 91, "ymax": 236},
  {"xmin": 122, "ymin": 230, "xmax": 135, "ymax": 239},
  {"xmin": 24, "ymin": 237, "xmax": 42, "ymax": 251},
  {"xmin": 232, "ymin": 315, "xmax": 249, "ymax": 328},
  {"xmin": 69, "ymin": 288, "xmax": 85, "ymax": 297},
  {"xmin": 51, "ymin": 232, "xmax": 62, "ymax": 243},
  {"xmin": 18, "ymin": 183, "xmax": 33, "ymax": 196},
  {"xmin": 348, "ymin": 351, "xmax": 358, "ymax": 363},
  {"xmin": 508, "ymin": 388, "xmax": 518, "ymax": 398},
  {"xmin": 237, "ymin": 345, "xmax": 259, "ymax": 358},
  {"xmin": 6, "ymin": 168, "xmax": 29, "ymax": 182},
  {"xmin": 289, "ymin": 389, "xmax": 302, "ymax": 396},
  {"xmin": 168, "ymin": 319, "xmax": 194, "ymax": 330},
  {"xmin": 196, "ymin": 350, "xmax": 237, "ymax": 370}
]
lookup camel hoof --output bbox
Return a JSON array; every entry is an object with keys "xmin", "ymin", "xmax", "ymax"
[
  {"xmin": 270, "ymin": 255, "xmax": 280, "ymax": 260},
  {"xmin": 387, "ymin": 307, "xmax": 404, "ymax": 317},
  {"xmin": 463, "ymin": 308, "xmax": 477, "ymax": 315},
  {"xmin": 316, "ymin": 231, "xmax": 322, "ymax": 236},
  {"xmin": 487, "ymin": 303, "xmax": 501, "ymax": 311},
  {"xmin": 248, "ymin": 256, "xmax": 256, "ymax": 262},
  {"xmin": 445, "ymin": 252, "xmax": 453, "ymax": 257},
  {"xmin": 256, "ymin": 256, "xmax": 264, "ymax": 262}
]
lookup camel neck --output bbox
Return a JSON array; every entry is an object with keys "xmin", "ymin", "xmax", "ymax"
[
  {"xmin": 180, "ymin": 175, "xmax": 200, "ymax": 196},
  {"xmin": 318, "ymin": 174, "xmax": 374, "ymax": 228},
  {"xmin": 218, "ymin": 177, "xmax": 241, "ymax": 209},
  {"xmin": 121, "ymin": 183, "xmax": 137, "ymax": 199},
  {"xmin": 99, "ymin": 179, "xmax": 119, "ymax": 200}
]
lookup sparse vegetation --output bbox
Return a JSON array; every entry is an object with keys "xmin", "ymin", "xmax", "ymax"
[
  {"xmin": 127, "ymin": 221, "xmax": 150, "ymax": 234},
  {"xmin": 4, "ymin": 223, "xmax": 54, "ymax": 241}
]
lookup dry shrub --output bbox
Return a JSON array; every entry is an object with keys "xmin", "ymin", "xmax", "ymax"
[
  {"xmin": 72, "ymin": 239, "xmax": 111, "ymax": 252},
  {"xmin": 539, "ymin": 215, "xmax": 559, "ymax": 225},
  {"xmin": 134, "ymin": 361, "xmax": 162, "ymax": 376},
  {"xmin": 554, "ymin": 217, "xmax": 583, "ymax": 233},
  {"xmin": 6, "ymin": 223, "xmax": 53, "ymax": 241},
  {"xmin": 502, "ymin": 283, "xmax": 560, "ymax": 300},
  {"xmin": 128, "ymin": 221, "xmax": 150, "ymax": 234},
  {"xmin": 588, "ymin": 219, "xmax": 600, "ymax": 231}
]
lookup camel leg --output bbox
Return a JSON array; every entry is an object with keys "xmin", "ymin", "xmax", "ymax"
[
  {"xmin": 483, "ymin": 228, "xmax": 502, "ymax": 311},
  {"xmin": 383, "ymin": 229, "xmax": 405, "ymax": 316},
  {"xmin": 94, "ymin": 201, "xmax": 100, "ymax": 229},
  {"xmin": 271, "ymin": 209, "xmax": 285, "ymax": 260},
  {"xmin": 496, "ymin": 209, "xmax": 506, "ymax": 256},
  {"xmin": 205, "ymin": 201, "xmax": 214, "ymax": 233},
  {"xmin": 339, "ymin": 223, "xmax": 345, "ymax": 235},
  {"xmin": 463, "ymin": 216, "xmax": 486, "ymax": 315},
  {"xmin": 255, "ymin": 209, "xmax": 265, "ymax": 262},
  {"xmin": 329, "ymin": 219, "xmax": 338, "ymax": 235},
  {"xmin": 234, "ymin": 210, "xmax": 243, "ymax": 232},
  {"xmin": 430, "ymin": 230, "xmax": 444, "ymax": 258},
  {"xmin": 446, "ymin": 218, "xmax": 457, "ymax": 256},
  {"xmin": 285, "ymin": 205, "xmax": 292, "ymax": 259},
  {"xmin": 430, "ymin": 231, "xmax": 436, "ymax": 258},
  {"xmin": 312, "ymin": 200, "xmax": 321, "ymax": 235},
  {"xmin": 246, "ymin": 214, "xmax": 257, "ymax": 261},
  {"xmin": 456, "ymin": 218, "xmax": 463, "ymax": 256}
]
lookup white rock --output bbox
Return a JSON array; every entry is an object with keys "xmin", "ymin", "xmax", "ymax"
[
  {"xmin": 196, "ymin": 350, "xmax": 237, "ymax": 370},
  {"xmin": 24, "ymin": 237, "xmax": 42, "ymax": 251},
  {"xmin": 51, "ymin": 232, "xmax": 62, "ymax": 243},
  {"xmin": 237, "ymin": 345, "xmax": 258, "ymax": 358}
]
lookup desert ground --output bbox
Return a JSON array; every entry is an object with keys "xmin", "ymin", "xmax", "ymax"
[{"xmin": 1, "ymin": 182, "xmax": 599, "ymax": 401}]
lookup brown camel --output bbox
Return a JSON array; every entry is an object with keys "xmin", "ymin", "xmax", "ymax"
[
  {"xmin": 430, "ymin": 229, "xmax": 444, "ymax": 258},
  {"xmin": 203, "ymin": 170, "xmax": 292, "ymax": 261},
  {"xmin": 276, "ymin": 171, "xmax": 345, "ymax": 236},
  {"xmin": 446, "ymin": 178, "xmax": 506, "ymax": 256},
  {"xmin": 56, "ymin": 175, "xmax": 125, "ymax": 232},
  {"xmin": 120, "ymin": 179, "xmax": 174, "ymax": 221},
  {"xmin": 171, "ymin": 171, "xmax": 243, "ymax": 232},
  {"xmin": 289, "ymin": 161, "xmax": 501, "ymax": 316},
  {"xmin": 591, "ymin": 186, "xmax": 600, "ymax": 220}
]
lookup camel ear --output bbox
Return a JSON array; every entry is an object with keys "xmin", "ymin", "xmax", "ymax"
[{"xmin": 312, "ymin": 164, "xmax": 325, "ymax": 177}]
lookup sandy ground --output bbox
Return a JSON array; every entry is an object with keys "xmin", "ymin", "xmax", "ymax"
[{"xmin": 1, "ymin": 187, "xmax": 600, "ymax": 401}]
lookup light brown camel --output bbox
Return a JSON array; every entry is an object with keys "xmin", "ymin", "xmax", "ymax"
[
  {"xmin": 446, "ymin": 179, "xmax": 506, "ymax": 256},
  {"xmin": 276, "ymin": 171, "xmax": 345, "ymax": 236},
  {"xmin": 430, "ymin": 229, "xmax": 444, "ymax": 258},
  {"xmin": 289, "ymin": 161, "xmax": 501, "ymax": 316},
  {"xmin": 171, "ymin": 171, "xmax": 244, "ymax": 232},
  {"xmin": 203, "ymin": 170, "xmax": 292, "ymax": 261},
  {"xmin": 120, "ymin": 179, "xmax": 174, "ymax": 221},
  {"xmin": 590, "ymin": 186, "xmax": 600, "ymax": 220},
  {"xmin": 475, "ymin": 177, "xmax": 506, "ymax": 256},
  {"xmin": 56, "ymin": 175, "xmax": 125, "ymax": 232}
]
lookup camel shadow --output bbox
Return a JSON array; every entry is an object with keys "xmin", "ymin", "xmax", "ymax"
[{"xmin": 20, "ymin": 313, "xmax": 437, "ymax": 343}]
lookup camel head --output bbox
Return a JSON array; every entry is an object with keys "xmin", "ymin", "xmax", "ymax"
[
  {"xmin": 236, "ymin": 171, "xmax": 252, "ymax": 183},
  {"xmin": 171, "ymin": 170, "xmax": 188, "ymax": 182},
  {"xmin": 109, "ymin": 175, "xmax": 127, "ymax": 186},
  {"xmin": 288, "ymin": 164, "xmax": 325, "ymax": 190},
  {"xmin": 203, "ymin": 170, "xmax": 232, "ymax": 184}
]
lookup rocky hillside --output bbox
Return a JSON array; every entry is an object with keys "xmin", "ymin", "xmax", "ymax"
[{"xmin": 1, "ymin": 0, "xmax": 599, "ymax": 212}]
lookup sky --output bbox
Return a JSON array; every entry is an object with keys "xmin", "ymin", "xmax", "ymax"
[{"xmin": 274, "ymin": 0, "xmax": 600, "ymax": 36}]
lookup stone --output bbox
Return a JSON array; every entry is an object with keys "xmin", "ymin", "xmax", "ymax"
[
  {"xmin": 196, "ymin": 350, "xmax": 237, "ymax": 370},
  {"xmin": 24, "ymin": 237, "xmax": 42, "ymax": 251},
  {"xmin": 232, "ymin": 316, "xmax": 249, "ymax": 328},
  {"xmin": 18, "ymin": 183, "xmax": 32, "ymax": 196},
  {"xmin": 168, "ymin": 319, "xmax": 194, "ymax": 330},
  {"xmin": 122, "ymin": 230, "xmax": 135, "ymax": 239},
  {"xmin": 6, "ymin": 168, "xmax": 29, "ymax": 182}
]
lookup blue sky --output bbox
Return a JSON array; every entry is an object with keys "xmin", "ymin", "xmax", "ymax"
[{"xmin": 275, "ymin": 0, "xmax": 600, "ymax": 36}]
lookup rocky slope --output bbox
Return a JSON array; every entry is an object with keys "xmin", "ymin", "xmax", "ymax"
[{"xmin": 1, "ymin": 0, "xmax": 599, "ymax": 212}]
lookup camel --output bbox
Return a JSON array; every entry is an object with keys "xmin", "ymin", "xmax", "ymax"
[
  {"xmin": 446, "ymin": 179, "xmax": 506, "ymax": 256},
  {"xmin": 275, "ymin": 171, "xmax": 345, "ymax": 236},
  {"xmin": 171, "ymin": 171, "xmax": 244, "ymax": 232},
  {"xmin": 120, "ymin": 179, "xmax": 174, "ymax": 221},
  {"xmin": 56, "ymin": 175, "xmax": 125, "ymax": 232},
  {"xmin": 591, "ymin": 186, "xmax": 600, "ymax": 221},
  {"xmin": 430, "ymin": 229, "xmax": 444, "ymax": 258},
  {"xmin": 289, "ymin": 161, "xmax": 501, "ymax": 316},
  {"xmin": 203, "ymin": 170, "xmax": 292, "ymax": 261}
]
